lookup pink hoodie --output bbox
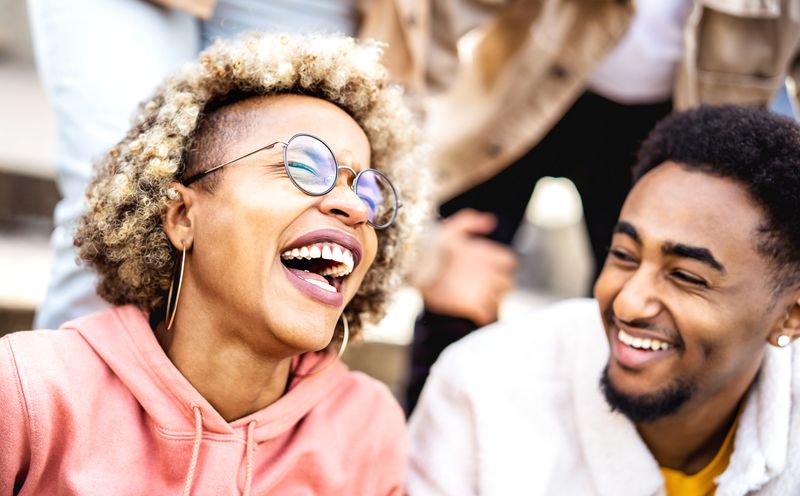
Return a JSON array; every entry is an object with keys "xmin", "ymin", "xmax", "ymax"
[{"xmin": 0, "ymin": 305, "xmax": 407, "ymax": 495}]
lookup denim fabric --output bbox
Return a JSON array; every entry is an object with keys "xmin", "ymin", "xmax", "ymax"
[{"xmin": 28, "ymin": 0, "xmax": 200, "ymax": 328}]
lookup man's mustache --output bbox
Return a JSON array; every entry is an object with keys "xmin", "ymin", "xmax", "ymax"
[{"xmin": 602, "ymin": 307, "xmax": 683, "ymax": 347}]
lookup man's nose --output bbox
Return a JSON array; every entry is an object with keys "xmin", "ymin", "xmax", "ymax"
[{"xmin": 612, "ymin": 266, "xmax": 662, "ymax": 323}]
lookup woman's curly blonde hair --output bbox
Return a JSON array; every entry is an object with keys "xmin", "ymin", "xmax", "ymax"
[{"xmin": 75, "ymin": 32, "xmax": 430, "ymax": 339}]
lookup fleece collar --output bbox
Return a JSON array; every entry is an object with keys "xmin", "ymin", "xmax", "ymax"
[{"xmin": 570, "ymin": 307, "xmax": 795, "ymax": 496}]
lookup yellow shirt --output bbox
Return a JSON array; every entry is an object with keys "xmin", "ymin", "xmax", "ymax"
[{"xmin": 660, "ymin": 412, "xmax": 740, "ymax": 496}]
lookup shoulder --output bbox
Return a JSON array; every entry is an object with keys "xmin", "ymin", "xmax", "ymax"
[
  {"xmin": 1, "ymin": 329, "xmax": 111, "ymax": 411},
  {"xmin": 320, "ymin": 366, "xmax": 407, "ymax": 450},
  {"xmin": 317, "ymin": 367, "xmax": 407, "ymax": 473},
  {"xmin": 431, "ymin": 298, "xmax": 603, "ymax": 385},
  {"xmin": 331, "ymin": 368, "xmax": 406, "ymax": 427},
  {"xmin": 1, "ymin": 329, "xmax": 99, "ymax": 376},
  {"xmin": 0, "ymin": 330, "xmax": 108, "ymax": 452}
]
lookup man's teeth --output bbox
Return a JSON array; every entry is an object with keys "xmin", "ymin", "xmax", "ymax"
[
  {"xmin": 281, "ymin": 243, "xmax": 355, "ymax": 277},
  {"xmin": 618, "ymin": 329, "xmax": 672, "ymax": 351}
]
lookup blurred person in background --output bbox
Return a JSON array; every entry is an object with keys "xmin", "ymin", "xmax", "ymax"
[
  {"xmin": 409, "ymin": 105, "xmax": 800, "ymax": 496},
  {"xmin": 1, "ymin": 33, "xmax": 428, "ymax": 494},
  {"xmin": 405, "ymin": 0, "xmax": 800, "ymax": 411}
]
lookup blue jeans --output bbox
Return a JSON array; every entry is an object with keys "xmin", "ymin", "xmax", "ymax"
[{"xmin": 28, "ymin": 0, "xmax": 200, "ymax": 328}]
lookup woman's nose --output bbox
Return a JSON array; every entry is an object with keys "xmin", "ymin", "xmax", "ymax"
[{"xmin": 318, "ymin": 167, "xmax": 370, "ymax": 226}]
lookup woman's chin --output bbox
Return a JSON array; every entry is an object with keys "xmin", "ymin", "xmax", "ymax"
[{"xmin": 268, "ymin": 317, "xmax": 337, "ymax": 354}]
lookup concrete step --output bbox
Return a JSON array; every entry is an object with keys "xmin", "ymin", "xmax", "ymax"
[
  {"xmin": 0, "ymin": 171, "xmax": 58, "ymax": 225},
  {"xmin": 0, "ymin": 55, "xmax": 57, "ymax": 333},
  {"xmin": 0, "ymin": 222, "xmax": 51, "ymax": 321},
  {"xmin": 0, "ymin": 308, "xmax": 34, "ymax": 336},
  {"xmin": 0, "ymin": 60, "xmax": 56, "ymax": 180}
]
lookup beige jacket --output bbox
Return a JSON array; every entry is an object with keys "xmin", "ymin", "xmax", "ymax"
[
  {"xmin": 425, "ymin": 0, "xmax": 800, "ymax": 201},
  {"xmin": 149, "ymin": 0, "xmax": 800, "ymax": 202}
]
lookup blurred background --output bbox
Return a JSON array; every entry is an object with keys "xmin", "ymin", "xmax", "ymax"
[{"xmin": 0, "ymin": 0, "xmax": 638, "ymax": 403}]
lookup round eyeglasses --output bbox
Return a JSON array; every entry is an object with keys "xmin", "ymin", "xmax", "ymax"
[{"xmin": 182, "ymin": 133, "xmax": 401, "ymax": 229}]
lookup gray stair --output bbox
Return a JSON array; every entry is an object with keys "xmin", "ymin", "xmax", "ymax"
[{"xmin": 0, "ymin": 1, "xmax": 58, "ymax": 333}]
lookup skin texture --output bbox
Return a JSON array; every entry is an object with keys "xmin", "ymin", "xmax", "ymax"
[
  {"xmin": 157, "ymin": 94, "xmax": 377, "ymax": 421},
  {"xmin": 594, "ymin": 162, "xmax": 800, "ymax": 473}
]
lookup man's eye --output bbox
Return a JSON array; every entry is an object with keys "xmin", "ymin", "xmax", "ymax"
[
  {"xmin": 671, "ymin": 270, "xmax": 707, "ymax": 287},
  {"xmin": 609, "ymin": 248, "xmax": 637, "ymax": 264}
]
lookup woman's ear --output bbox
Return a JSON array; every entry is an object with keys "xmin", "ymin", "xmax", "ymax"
[{"xmin": 163, "ymin": 183, "xmax": 196, "ymax": 251}]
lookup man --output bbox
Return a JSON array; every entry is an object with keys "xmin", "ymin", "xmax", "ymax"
[{"xmin": 407, "ymin": 105, "xmax": 800, "ymax": 495}]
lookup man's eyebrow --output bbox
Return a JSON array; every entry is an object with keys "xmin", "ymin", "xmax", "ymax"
[
  {"xmin": 662, "ymin": 242, "xmax": 726, "ymax": 273},
  {"xmin": 613, "ymin": 222, "xmax": 641, "ymax": 244}
]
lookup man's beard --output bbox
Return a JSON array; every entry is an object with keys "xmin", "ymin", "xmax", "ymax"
[{"xmin": 599, "ymin": 365, "xmax": 695, "ymax": 423}]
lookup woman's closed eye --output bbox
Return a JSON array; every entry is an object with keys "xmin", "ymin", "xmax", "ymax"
[
  {"xmin": 287, "ymin": 160, "xmax": 319, "ymax": 176},
  {"xmin": 254, "ymin": 161, "xmax": 292, "ymax": 178},
  {"xmin": 287, "ymin": 160, "xmax": 332, "ymax": 188}
]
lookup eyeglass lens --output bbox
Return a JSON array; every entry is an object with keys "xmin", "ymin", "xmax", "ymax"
[
  {"xmin": 285, "ymin": 134, "xmax": 338, "ymax": 195},
  {"xmin": 285, "ymin": 134, "xmax": 397, "ymax": 228},
  {"xmin": 354, "ymin": 170, "xmax": 396, "ymax": 228}
]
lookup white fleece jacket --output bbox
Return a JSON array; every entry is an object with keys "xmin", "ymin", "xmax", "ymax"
[{"xmin": 408, "ymin": 299, "xmax": 800, "ymax": 496}]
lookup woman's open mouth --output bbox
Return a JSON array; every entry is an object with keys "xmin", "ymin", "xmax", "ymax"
[
  {"xmin": 279, "ymin": 229, "xmax": 363, "ymax": 306},
  {"xmin": 280, "ymin": 242, "xmax": 355, "ymax": 294}
]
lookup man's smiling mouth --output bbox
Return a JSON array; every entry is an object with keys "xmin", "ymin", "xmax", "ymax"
[
  {"xmin": 605, "ymin": 312, "xmax": 683, "ymax": 370},
  {"xmin": 617, "ymin": 329, "xmax": 675, "ymax": 351}
]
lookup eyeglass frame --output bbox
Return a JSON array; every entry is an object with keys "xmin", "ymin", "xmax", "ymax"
[{"xmin": 181, "ymin": 132, "xmax": 401, "ymax": 229}]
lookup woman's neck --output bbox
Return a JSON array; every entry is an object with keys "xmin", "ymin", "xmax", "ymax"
[{"xmin": 154, "ymin": 313, "xmax": 293, "ymax": 422}]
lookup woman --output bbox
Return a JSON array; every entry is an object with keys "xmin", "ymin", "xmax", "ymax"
[{"xmin": 0, "ymin": 33, "xmax": 428, "ymax": 495}]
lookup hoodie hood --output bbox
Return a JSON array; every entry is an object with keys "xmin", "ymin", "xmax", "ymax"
[
  {"xmin": 62, "ymin": 304, "xmax": 348, "ymax": 442},
  {"xmin": 3, "ymin": 305, "xmax": 406, "ymax": 495}
]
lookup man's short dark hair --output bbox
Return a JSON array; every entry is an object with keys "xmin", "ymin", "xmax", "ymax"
[{"xmin": 633, "ymin": 105, "xmax": 800, "ymax": 293}]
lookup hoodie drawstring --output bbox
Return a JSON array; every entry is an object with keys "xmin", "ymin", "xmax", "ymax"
[
  {"xmin": 181, "ymin": 406, "xmax": 256, "ymax": 496},
  {"xmin": 183, "ymin": 404, "xmax": 203, "ymax": 496},
  {"xmin": 243, "ymin": 420, "xmax": 256, "ymax": 496}
]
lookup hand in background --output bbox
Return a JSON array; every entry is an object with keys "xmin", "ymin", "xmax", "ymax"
[{"xmin": 420, "ymin": 209, "xmax": 517, "ymax": 326}]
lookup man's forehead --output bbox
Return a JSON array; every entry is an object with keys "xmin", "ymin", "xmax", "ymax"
[{"xmin": 619, "ymin": 162, "xmax": 765, "ymax": 261}]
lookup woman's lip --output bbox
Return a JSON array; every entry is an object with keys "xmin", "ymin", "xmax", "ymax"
[
  {"xmin": 282, "ymin": 228, "xmax": 363, "ymax": 269},
  {"xmin": 282, "ymin": 265, "xmax": 344, "ymax": 307}
]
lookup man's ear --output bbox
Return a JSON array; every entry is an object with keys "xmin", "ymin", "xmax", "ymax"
[
  {"xmin": 768, "ymin": 296, "xmax": 800, "ymax": 347},
  {"xmin": 163, "ymin": 183, "xmax": 196, "ymax": 251}
]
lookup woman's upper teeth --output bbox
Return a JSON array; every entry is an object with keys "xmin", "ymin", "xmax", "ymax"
[
  {"xmin": 281, "ymin": 243, "xmax": 355, "ymax": 276},
  {"xmin": 618, "ymin": 329, "xmax": 673, "ymax": 351}
]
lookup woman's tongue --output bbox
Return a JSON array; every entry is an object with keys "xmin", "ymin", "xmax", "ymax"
[{"xmin": 288, "ymin": 268, "xmax": 337, "ymax": 292}]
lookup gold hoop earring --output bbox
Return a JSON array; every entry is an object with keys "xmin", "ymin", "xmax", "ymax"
[
  {"xmin": 294, "ymin": 314, "xmax": 350, "ymax": 378},
  {"xmin": 165, "ymin": 243, "xmax": 187, "ymax": 331}
]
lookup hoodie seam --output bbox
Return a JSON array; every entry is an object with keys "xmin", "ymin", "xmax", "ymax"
[
  {"xmin": 154, "ymin": 423, "xmax": 246, "ymax": 443},
  {"xmin": 4, "ymin": 338, "xmax": 36, "ymax": 475}
]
